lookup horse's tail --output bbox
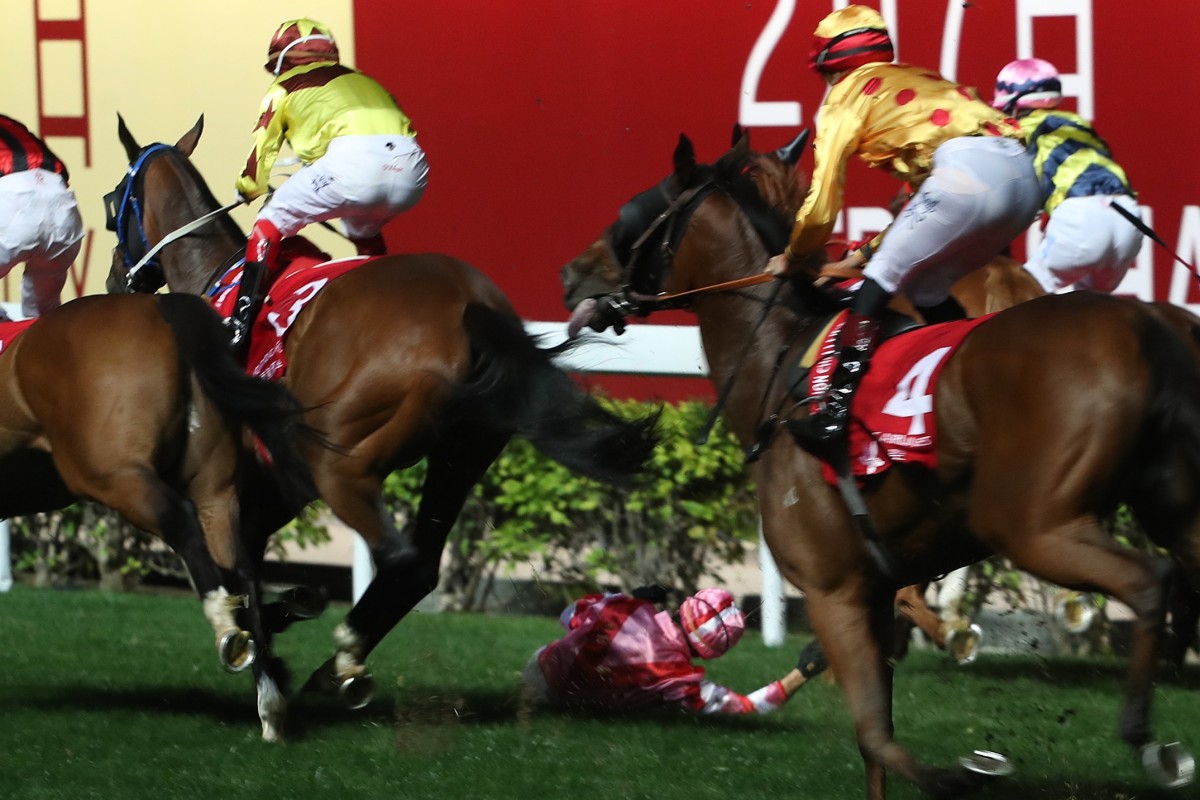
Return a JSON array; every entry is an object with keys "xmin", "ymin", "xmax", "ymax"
[
  {"xmin": 1128, "ymin": 307, "xmax": 1200, "ymax": 550},
  {"xmin": 454, "ymin": 302, "xmax": 659, "ymax": 485},
  {"xmin": 153, "ymin": 293, "xmax": 319, "ymax": 511}
]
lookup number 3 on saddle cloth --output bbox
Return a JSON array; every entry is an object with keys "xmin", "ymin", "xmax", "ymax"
[
  {"xmin": 209, "ymin": 237, "xmax": 371, "ymax": 379},
  {"xmin": 801, "ymin": 310, "xmax": 993, "ymax": 485}
]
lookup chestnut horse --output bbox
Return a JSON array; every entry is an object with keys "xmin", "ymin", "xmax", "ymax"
[
  {"xmin": 561, "ymin": 135, "xmax": 1200, "ymax": 797},
  {"xmin": 105, "ymin": 116, "xmax": 658, "ymax": 736},
  {"xmin": 0, "ymin": 292, "xmax": 316, "ymax": 721}
]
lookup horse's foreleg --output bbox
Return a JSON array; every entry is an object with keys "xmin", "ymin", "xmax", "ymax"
[{"xmin": 806, "ymin": 586, "xmax": 980, "ymax": 800}]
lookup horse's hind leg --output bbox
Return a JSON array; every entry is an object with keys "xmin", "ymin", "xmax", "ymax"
[
  {"xmin": 306, "ymin": 430, "xmax": 510, "ymax": 706},
  {"xmin": 68, "ymin": 464, "xmax": 256, "ymax": 672},
  {"xmin": 989, "ymin": 514, "xmax": 1186, "ymax": 779}
]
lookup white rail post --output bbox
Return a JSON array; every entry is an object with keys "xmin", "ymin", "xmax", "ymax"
[
  {"xmin": 352, "ymin": 535, "xmax": 373, "ymax": 604},
  {"xmin": 0, "ymin": 519, "xmax": 12, "ymax": 592},
  {"xmin": 758, "ymin": 524, "xmax": 786, "ymax": 647}
]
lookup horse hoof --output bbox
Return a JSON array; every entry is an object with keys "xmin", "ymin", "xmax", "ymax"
[
  {"xmin": 279, "ymin": 586, "xmax": 328, "ymax": 621},
  {"xmin": 1141, "ymin": 742, "xmax": 1196, "ymax": 788},
  {"xmin": 1055, "ymin": 591, "xmax": 1097, "ymax": 634},
  {"xmin": 218, "ymin": 629, "xmax": 257, "ymax": 673},
  {"xmin": 338, "ymin": 672, "xmax": 376, "ymax": 710},
  {"xmin": 946, "ymin": 622, "xmax": 983, "ymax": 665},
  {"xmin": 959, "ymin": 749, "xmax": 1015, "ymax": 778}
]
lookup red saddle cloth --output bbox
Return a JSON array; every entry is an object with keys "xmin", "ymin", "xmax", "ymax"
[
  {"xmin": 804, "ymin": 310, "xmax": 993, "ymax": 484},
  {"xmin": 0, "ymin": 319, "xmax": 38, "ymax": 355},
  {"xmin": 210, "ymin": 237, "xmax": 372, "ymax": 379}
]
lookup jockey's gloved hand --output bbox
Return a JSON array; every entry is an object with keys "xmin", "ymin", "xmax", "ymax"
[{"xmin": 796, "ymin": 639, "xmax": 829, "ymax": 679}]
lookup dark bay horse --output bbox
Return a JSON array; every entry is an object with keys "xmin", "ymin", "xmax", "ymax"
[
  {"xmin": 106, "ymin": 116, "xmax": 658, "ymax": 733},
  {"xmin": 561, "ymin": 134, "xmax": 1200, "ymax": 798},
  {"xmin": 0, "ymin": 292, "xmax": 317, "ymax": 738}
]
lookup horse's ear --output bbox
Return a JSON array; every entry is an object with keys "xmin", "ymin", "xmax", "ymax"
[
  {"xmin": 774, "ymin": 128, "xmax": 810, "ymax": 167},
  {"xmin": 731, "ymin": 123, "xmax": 748, "ymax": 148},
  {"xmin": 730, "ymin": 133, "xmax": 750, "ymax": 158},
  {"xmin": 174, "ymin": 115, "xmax": 204, "ymax": 158},
  {"xmin": 117, "ymin": 113, "xmax": 140, "ymax": 162},
  {"xmin": 673, "ymin": 134, "xmax": 696, "ymax": 179}
]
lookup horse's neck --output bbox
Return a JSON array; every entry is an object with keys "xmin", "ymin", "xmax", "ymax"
[{"xmin": 162, "ymin": 208, "xmax": 242, "ymax": 295}]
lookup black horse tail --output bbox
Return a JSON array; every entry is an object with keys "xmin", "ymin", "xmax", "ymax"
[
  {"xmin": 1128, "ymin": 307, "xmax": 1200, "ymax": 552},
  {"xmin": 153, "ymin": 293, "xmax": 319, "ymax": 512},
  {"xmin": 454, "ymin": 302, "xmax": 659, "ymax": 485}
]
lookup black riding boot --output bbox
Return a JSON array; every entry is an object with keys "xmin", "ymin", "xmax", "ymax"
[
  {"xmin": 787, "ymin": 279, "xmax": 888, "ymax": 445},
  {"xmin": 227, "ymin": 259, "xmax": 266, "ymax": 351}
]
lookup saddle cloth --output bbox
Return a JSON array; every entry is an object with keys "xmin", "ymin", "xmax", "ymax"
[
  {"xmin": 802, "ymin": 310, "xmax": 993, "ymax": 484},
  {"xmin": 210, "ymin": 237, "xmax": 372, "ymax": 379},
  {"xmin": 0, "ymin": 319, "xmax": 38, "ymax": 355}
]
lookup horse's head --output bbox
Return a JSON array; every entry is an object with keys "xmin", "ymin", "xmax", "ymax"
[
  {"xmin": 560, "ymin": 129, "xmax": 811, "ymax": 335},
  {"xmin": 105, "ymin": 115, "xmax": 243, "ymax": 296}
]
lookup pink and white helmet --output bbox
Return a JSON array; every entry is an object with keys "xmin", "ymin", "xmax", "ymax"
[
  {"xmin": 992, "ymin": 58, "xmax": 1063, "ymax": 115},
  {"xmin": 678, "ymin": 588, "xmax": 746, "ymax": 659}
]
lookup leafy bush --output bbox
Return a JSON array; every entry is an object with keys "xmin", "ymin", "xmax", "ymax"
[
  {"xmin": 380, "ymin": 399, "xmax": 761, "ymax": 610},
  {"xmin": 10, "ymin": 503, "xmax": 189, "ymax": 591}
]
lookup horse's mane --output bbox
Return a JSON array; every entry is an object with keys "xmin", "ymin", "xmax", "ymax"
[
  {"xmin": 710, "ymin": 143, "xmax": 796, "ymax": 257},
  {"xmin": 709, "ymin": 141, "xmax": 839, "ymax": 315},
  {"xmin": 159, "ymin": 146, "xmax": 246, "ymax": 244}
]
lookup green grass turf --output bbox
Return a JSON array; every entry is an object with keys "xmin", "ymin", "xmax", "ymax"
[{"xmin": 1, "ymin": 585, "xmax": 1198, "ymax": 799}]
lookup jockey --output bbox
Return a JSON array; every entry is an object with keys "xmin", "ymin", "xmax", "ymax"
[
  {"xmin": 0, "ymin": 115, "xmax": 83, "ymax": 318},
  {"xmin": 764, "ymin": 5, "xmax": 1041, "ymax": 446},
  {"xmin": 992, "ymin": 58, "xmax": 1142, "ymax": 294},
  {"xmin": 521, "ymin": 587, "xmax": 826, "ymax": 714},
  {"xmin": 229, "ymin": 18, "xmax": 430, "ymax": 348}
]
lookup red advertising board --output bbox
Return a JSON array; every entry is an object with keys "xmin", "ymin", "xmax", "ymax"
[{"xmin": 354, "ymin": 1, "xmax": 1200, "ymax": 398}]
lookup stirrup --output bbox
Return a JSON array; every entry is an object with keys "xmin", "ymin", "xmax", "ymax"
[{"xmin": 784, "ymin": 394, "xmax": 851, "ymax": 446}]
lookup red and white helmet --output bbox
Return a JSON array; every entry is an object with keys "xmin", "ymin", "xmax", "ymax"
[
  {"xmin": 991, "ymin": 58, "xmax": 1063, "ymax": 115},
  {"xmin": 678, "ymin": 588, "xmax": 746, "ymax": 659},
  {"xmin": 266, "ymin": 18, "xmax": 339, "ymax": 76},
  {"xmin": 809, "ymin": 5, "xmax": 895, "ymax": 75}
]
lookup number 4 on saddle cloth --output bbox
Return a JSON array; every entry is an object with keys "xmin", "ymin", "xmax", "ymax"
[
  {"xmin": 795, "ymin": 310, "xmax": 993, "ymax": 485},
  {"xmin": 209, "ymin": 236, "xmax": 371, "ymax": 379}
]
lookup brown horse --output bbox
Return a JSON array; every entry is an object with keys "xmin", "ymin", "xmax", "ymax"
[
  {"xmin": 561, "ymin": 134, "xmax": 1200, "ymax": 797},
  {"xmin": 0, "ymin": 292, "xmax": 317, "ymax": 737},
  {"xmin": 105, "ymin": 116, "xmax": 658, "ymax": 735}
]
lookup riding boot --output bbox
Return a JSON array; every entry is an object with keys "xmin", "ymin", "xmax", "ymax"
[
  {"xmin": 352, "ymin": 232, "xmax": 387, "ymax": 257},
  {"xmin": 227, "ymin": 219, "xmax": 282, "ymax": 350},
  {"xmin": 787, "ymin": 279, "xmax": 889, "ymax": 445}
]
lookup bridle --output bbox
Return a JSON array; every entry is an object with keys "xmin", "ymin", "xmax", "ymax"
[
  {"xmin": 105, "ymin": 144, "xmax": 241, "ymax": 293},
  {"xmin": 597, "ymin": 133, "xmax": 808, "ymax": 323}
]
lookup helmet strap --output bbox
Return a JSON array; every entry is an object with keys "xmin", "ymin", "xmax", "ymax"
[{"xmin": 273, "ymin": 33, "xmax": 335, "ymax": 76}]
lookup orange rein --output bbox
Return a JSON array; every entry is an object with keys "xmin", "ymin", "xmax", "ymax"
[{"xmin": 628, "ymin": 272, "xmax": 776, "ymax": 307}]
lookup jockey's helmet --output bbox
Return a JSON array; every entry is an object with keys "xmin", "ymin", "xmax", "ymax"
[
  {"xmin": 809, "ymin": 5, "xmax": 894, "ymax": 75},
  {"xmin": 266, "ymin": 18, "xmax": 340, "ymax": 76},
  {"xmin": 992, "ymin": 58, "xmax": 1063, "ymax": 116},
  {"xmin": 678, "ymin": 588, "xmax": 745, "ymax": 659}
]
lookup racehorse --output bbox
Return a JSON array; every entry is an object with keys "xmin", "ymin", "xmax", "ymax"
[
  {"xmin": 105, "ymin": 116, "xmax": 658, "ymax": 737},
  {"xmin": 0, "ymin": 292, "xmax": 317, "ymax": 731},
  {"xmin": 561, "ymin": 133, "xmax": 1200, "ymax": 797}
]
